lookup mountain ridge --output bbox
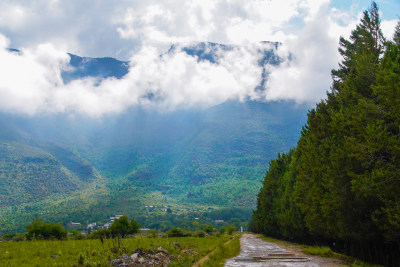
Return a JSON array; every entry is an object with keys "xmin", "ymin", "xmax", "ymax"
[{"xmin": 0, "ymin": 42, "xmax": 308, "ymax": 234}]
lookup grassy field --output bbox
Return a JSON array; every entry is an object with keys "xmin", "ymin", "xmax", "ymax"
[{"xmin": 0, "ymin": 234, "xmax": 234, "ymax": 266}]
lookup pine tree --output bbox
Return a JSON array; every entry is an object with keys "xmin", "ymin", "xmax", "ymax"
[
  {"xmin": 250, "ymin": 2, "xmax": 400, "ymax": 265},
  {"xmin": 331, "ymin": 2, "xmax": 385, "ymax": 96}
]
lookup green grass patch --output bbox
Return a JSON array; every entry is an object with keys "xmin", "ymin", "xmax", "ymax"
[
  {"xmin": 302, "ymin": 246, "xmax": 333, "ymax": 257},
  {"xmin": 200, "ymin": 234, "xmax": 241, "ymax": 267},
  {"xmin": 0, "ymin": 235, "xmax": 231, "ymax": 266},
  {"xmin": 346, "ymin": 259, "xmax": 383, "ymax": 267}
]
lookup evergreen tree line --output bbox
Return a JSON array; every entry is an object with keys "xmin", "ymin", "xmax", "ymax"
[{"xmin": 249, "ymin": 3, "xmax": 400, "ymax": 266}]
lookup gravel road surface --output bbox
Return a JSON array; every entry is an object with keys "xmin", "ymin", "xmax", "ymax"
[{"xmin": 224, "ymin": 234, "xmax": 343, "ymax": 267}]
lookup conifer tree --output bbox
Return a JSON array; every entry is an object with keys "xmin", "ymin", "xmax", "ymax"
[{"xmin": 250, "ymin": 3, "xmax": 400, "ymax": 266}]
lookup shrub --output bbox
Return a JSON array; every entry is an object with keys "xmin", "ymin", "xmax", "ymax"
[
  {"xmin": 302, "ymin": 246, "xmax": 333, "ymax": 257},
  {"xmin": 26, "ymin": 218, "xmax": 67, "ymax": 240},
  {"xmin": 226, "ymin": 225, "xmax": 236, "ymax": 235},
  {"xmin": 88, "ymin": 228, "xmax": 111, "ymax": 239},
  {"xmin": 70, "ymin": 230, "xmax": 84, "ymax": 240},
  {"xmin": 204, "ymin": 225, "xmax": 214, "ymax": 233},
  {"xmin": 2, "ymin": 233, "xmax": 15, "ymax": 241},
  {"xmin": 193, "ymin": 230, "xmax": 206, "ymax": 237},
  {"xmin": 166, "ymin": 228, "xmax": 186, "ymax": 237},
  {"xmin": 11, "ymin": 233, "xmax": 26, "ymax": 242}
]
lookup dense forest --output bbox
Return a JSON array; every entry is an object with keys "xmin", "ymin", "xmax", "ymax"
[{"xmin": 249, "ymin": 3, "xmax": 400, "ymax": 266}]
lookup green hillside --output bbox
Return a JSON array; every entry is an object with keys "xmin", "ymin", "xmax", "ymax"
[{"xmin": 0, "ymin": 100, "xmax": 307, "ymax": 234}]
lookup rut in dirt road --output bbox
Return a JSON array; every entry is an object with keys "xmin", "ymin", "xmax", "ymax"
[{"xmin": 224, "ymin": 234, "xmax": 343, "ymax": 267}]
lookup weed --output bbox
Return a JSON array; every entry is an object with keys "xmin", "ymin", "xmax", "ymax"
[{"xmin": 302, "ymin": 246, "xmax": 333, "ymax": 257}]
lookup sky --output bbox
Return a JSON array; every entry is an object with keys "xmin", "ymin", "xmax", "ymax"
[{"xmin": 0, "ymin": 0, "xmax": 398, "ymax": 116}]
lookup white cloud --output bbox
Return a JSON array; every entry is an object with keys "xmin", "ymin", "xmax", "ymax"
[
  {"xmin": 382, "ymin": 19, "xmax": 398, "ymax": 41},
  {"xmin": 263, "ymin": 3, "xmax": 394, "ymax": 103},
  {"xmin": 264, "ymin": 5, "xmax": 338, "ymax": 103},
  {"xmin": 0, "ymin": 0, "xmax": 334, "ymax": 59},
  {"xmin": 0, "ymin": 35, "xmax": 69, "ymax": 115},
  {"xmin": 0, "ymin": 36, "xmax": 266, "ymax": 117},
  {"xmin": 0, "ymin": 0, "xmax": 398, "ymax": 116}
]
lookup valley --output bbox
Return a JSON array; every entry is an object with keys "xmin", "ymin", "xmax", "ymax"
[{"xmin": 0, "ymin": 44, "xmax": 309, "ymax": 234}]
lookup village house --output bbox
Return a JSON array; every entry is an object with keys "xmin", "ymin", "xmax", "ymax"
[
  {"xmin": 139, "ymin": 228, "xmax": 152, "ymax": 234},
  {"xmin": 87, "ymin": 223, "xmax": 96, "ymax": 229},
  {"xmin": 67, "ymin": 221, "xmax": 81, "ymax": 227}
]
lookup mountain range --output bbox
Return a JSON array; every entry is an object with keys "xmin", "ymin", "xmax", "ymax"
[{"xmin": 0, "ymin": 43, "xmax": 308, "ymax": 233}]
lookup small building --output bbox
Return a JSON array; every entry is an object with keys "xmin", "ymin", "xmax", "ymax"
[
  {"xmin": 214, "ymin": 220, "xmax": 224, "ymax": 223},
  {"xmin": 87, "ymin": 223, "xmax": 97, "ymax": 229},
  {"xmin": 67, "ymin": 222, "xmax": 81, "ymax": 227},
  {"xmin": 139, "ymin": 228, "xmax": 152, "ymax": 233}
]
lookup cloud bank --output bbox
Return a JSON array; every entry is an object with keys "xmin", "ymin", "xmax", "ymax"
[
  {"xmin": 0, "ymin": 0, "xmax": 397, "ymax": 117},
  {"xmin": 0, "ymin": 0, "xmax": 331, "ymax": 59},
  {"xmin": 0, "ymin": 38, "xmax": 268, "ymax": 116}
]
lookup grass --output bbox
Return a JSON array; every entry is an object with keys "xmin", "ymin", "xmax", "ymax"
[
  {"xmin": 0, "ymin": 234, "xmax": 232, "ymax": 266},
  {"xmin": 346, "ymin": 260, "xmax": 383, "ymax": 267},
  {"xmin": 199, "ymin": 234, "xmax": 241, "ymax": 267},
  {"xmin": 302, "ymin": 246, "xmax": 334, "ymax": 257}
]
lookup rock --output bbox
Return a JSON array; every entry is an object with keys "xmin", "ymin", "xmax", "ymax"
[
  {"xmin": 157, "ymin": 247, "xmax": 168, "ymax": 254},
  {"xmin": 50, "ymin": 254, "xmax": 60, "ymax": 259},
  {"xmin": 110, "ymin": 258, "xmax": 123, "ymax": 266},
  {"xmin": 111, "ymin": 247, "xmax": 174, "ymax": 266}
]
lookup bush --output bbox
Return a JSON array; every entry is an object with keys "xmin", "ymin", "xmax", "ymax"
[
  {"xmin": 193, "ymin": 230, "xmax": 206, "ymax": 237},
  {"xmin": 166, "ymin": 228, "xmax": 186, "ymax": 237},
  {"xmin": 204, "ymin": 225, "xmax": 214, "ymax": 233},
  {"xmin": 70, "ymin": 230, "xmax": 84, "ymax": 240},
  {"xmin": 26, "ymin": 218, "xmax": 67, "ymax": 240},
  {"xmin": 88, "ymin": 228, "xmax": 111, "ymax": 239},
  {"xmin": 11, "ymin": 233, "xmax": 26, "ymax": 242},
  {"xmin": 226, "ymin": 225, "xmax": 236, "ymax": 235},
  {"xmin": 2, "ymin": 233, "xmax": 15, "ymax": 241}
]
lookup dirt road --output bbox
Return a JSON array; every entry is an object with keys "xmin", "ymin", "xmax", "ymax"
[{"xmin": 224, "ymin": 234, "xmax": 344, "ymax": 267}]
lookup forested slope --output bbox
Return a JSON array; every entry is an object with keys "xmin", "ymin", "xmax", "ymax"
[
  {"xmin": 249, "ymin": 3, "xmax": 400, "ymax": 266},
  {"xmin": 0, "ymin": 40, "xmax": 311, "ymax": 235}
]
